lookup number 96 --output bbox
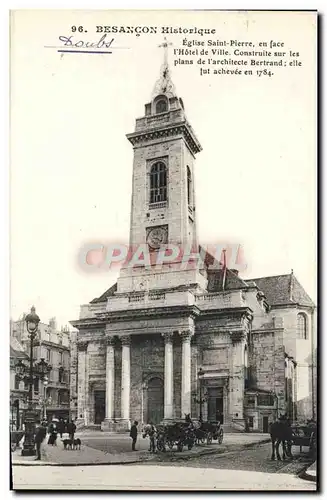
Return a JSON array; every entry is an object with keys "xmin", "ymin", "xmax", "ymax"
[{"xmin": 71, "ymin": 26, "xmax": 84, "ymax": 33}]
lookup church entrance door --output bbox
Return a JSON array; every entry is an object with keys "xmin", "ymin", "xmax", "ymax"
[
  {"xmin": 207, "ymin": 387, "xmax": 224, "ymax": 424},
  {"xmin": 147, "ymin": 377, "xmax": 164, "ymax": 424},
  {"xmin": 94, "ymin": 390, "xmax": 105, "ymax": 424}
]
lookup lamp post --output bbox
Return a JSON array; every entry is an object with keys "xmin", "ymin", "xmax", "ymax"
[
  {"xmin": 14, "ymin": 308, "xmax": 51, "ymax": 456},
  {"xmin": 20, "ymin": 306, "xmax": 40, "ymax": 456},
  {"xmin": 193, "ymin": 368, "xmax": 208, "ymax": 422}
]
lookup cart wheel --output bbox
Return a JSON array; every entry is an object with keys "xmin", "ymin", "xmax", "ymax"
[{"xmin": 218, "ymin": 429, "xmax": 224, "ymax": 444}]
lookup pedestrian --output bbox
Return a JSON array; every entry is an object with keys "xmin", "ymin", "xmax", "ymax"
[
  {"xmin": 34, "ymin": 420, "xmax": 47, "ymax": 460},
  {"xmin": 57, "ymin": 418, "xmax": 65, "ymax": 438},
  {"xmin": 67, "ymin": 419, "xmax": 76, "ymax": 441},
  {"xmin": 148, "ymin": 422, "xmax": 157, "ymax": 453},
  {"xmin": 130, "ymin": 421, "xmax": 138, "ymax": 451},
  {"xmin": 47, "ymin": 421, "xmax": 58, "ymax": 446}
]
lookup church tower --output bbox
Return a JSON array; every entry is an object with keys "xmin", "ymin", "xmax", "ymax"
[{"xmin": 117, "ymin": 40, "xmax": 207, "ymax": 293}]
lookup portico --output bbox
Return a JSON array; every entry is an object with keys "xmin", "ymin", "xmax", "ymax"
[{"xmin": 76, "ymin": 325, "xmax": 195, "ymax": 431}]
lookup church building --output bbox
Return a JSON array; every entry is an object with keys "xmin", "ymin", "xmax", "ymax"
[{"xmin": 70, "ymin": 45, "xmax": 316, "ymax": 433}]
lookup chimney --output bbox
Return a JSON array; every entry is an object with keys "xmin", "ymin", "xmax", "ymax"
[{"xmin": 49, "ymin": 317, "xmax": 57, "ymax": 331}]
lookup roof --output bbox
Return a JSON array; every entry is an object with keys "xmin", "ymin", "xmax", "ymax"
[
  {"xmin": 90, "ymin": 282, "xmax": 118, "ymax": 303},
  {"xmin": 10, "ymin": 337, "xmax": 28, "ymax": 359},
  {"xmin": 245, "ymin": 273, "xmax": 315, "ymax": 307},
  {"xmin": 207, "ymin": 268, "xmax": 249, "ymax": 292}
]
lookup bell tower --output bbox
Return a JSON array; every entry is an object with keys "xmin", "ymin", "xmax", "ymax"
[{"xmin": 117, "ymin": 39, "xmax": 207, "ymax": 293}]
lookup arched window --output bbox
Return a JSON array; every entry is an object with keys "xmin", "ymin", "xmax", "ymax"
[
  {"xmin": 150, "ymin": 162, "xmax": 167, "ymax": 204},
  {"xmin": 155, "ymin": 99, "xmax": 168, "ymax": 114},
  {"xmin": 187, "ymin": 166, "xmax": 192, "ymax": 206},
  {"xmin": 297, "ymin": 313, "xmax": 307, "ymax": 339}
]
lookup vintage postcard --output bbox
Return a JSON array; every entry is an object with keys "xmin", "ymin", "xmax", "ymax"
[{"xmin": 10, "ymin": 9, "xmax": 317, "ymax": 491}]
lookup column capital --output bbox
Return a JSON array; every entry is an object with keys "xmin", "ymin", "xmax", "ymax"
[
  {"xmin": 105, "ymin": 336, "xmax": 116, "ymax": 347},
  {"xmin": 77, "ymin": 341, "xmax": 88, "ymax": 351},
  {"xmin": 179, "ymin": 329, "xmax": 194, "ymax": 342},
  {"xmin": 162, "ymin": 332, "xmax": 174, "ymax": 344},
  {"xmin": 120, "ymin": 335, "xmax": 131, "ymax": 346}
]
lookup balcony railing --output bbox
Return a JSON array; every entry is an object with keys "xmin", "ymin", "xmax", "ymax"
[
  {"xmin": 107, "ymin": 290, "xmax": 195, "ymax": 312},
  {"xmin": 195, "ymin": 290, "xmax": 246, "ymax": 310}
]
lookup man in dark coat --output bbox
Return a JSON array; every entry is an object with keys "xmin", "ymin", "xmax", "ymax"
[
  {"xmin": 130, "ymin": 421, "xmax": 138, "ymax": 451},
  {"xmin": 57, "ymin": 418, "xmax": 65, "ymax": 438},
  {"xmin": 66, "ymin": 420, "xmax": 76, "ymax": 441},
  {"xmin": 34, "ymin": 421, "xmax": 47, "ymax": 460}
]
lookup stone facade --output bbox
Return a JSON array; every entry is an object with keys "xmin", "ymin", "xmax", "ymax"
[{"xmin": 70, "ymin": 54, "xmax": 316, "ymax": 432}]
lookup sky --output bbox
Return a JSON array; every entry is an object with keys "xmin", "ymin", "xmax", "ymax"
[{"xmin": 10, "ymin": 10, "xmax": 316, "ymax": 329}]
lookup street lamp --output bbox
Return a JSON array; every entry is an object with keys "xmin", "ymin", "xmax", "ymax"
[
  {"xmin": 14, "ymin": 323, "xmax": 52, "ymax": 456},
  {"xmin": 193, "ymin": 367, "xmax": 208, "ymax": 422},
  {"xmin": 19, "ymin": 306, "xmax": 40, "ymax": 456}
]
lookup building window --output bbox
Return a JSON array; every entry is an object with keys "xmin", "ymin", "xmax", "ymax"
[
  {"xmin": 297, "ymin": 313, "xmax": 307, "ymax": 339},
  {"xmin": 46, "ymin": 348, "xmax": 51, "ymax": 362},
  {"xmin": 248, "ymin": 416, "xmax": 254, "ymax": 428},
  {"xmin": 33, "ymin": 378, "xmax": 39, "ymax": 395},
  {"xmin": 59, "ymin": 351, "xmax": 63, "ymax": 364},
  {"xmin": 257, "ymin": 394, "xmax": 274, "ymax": 407},
  {"xmin": 58, "ymin": 367, "xmax": 64, "ymax": 383},
  {"xmin": 246, "ymin": 397, "xmax": 255, "ymax": 408},
  {"xmin": 14, "ymin": 375, "xmax": 20, "ymax": 390},
  {"xmin": 155, "ymin": 99, "xmax": 168, "ymax": 114},
  {"xmin": 150, "ymin": 162, "xmax": 167, "ymax": 204}
]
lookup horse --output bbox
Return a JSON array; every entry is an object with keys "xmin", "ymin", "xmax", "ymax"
[{"xmin": 270, "ymin": 415, "xmax": 293, "ymax": 461}]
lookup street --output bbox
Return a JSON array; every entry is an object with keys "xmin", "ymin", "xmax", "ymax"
[{"xmin": 12, "ymin": 443, "xmax": 316, "ymax": 491}]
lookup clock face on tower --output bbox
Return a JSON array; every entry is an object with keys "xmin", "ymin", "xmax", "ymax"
[{"xmin": 146, "ymin": 225, "xmax": 168, "ymax": 250}]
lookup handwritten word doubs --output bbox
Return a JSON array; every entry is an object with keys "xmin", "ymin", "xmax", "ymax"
[{"xmin": 59, "ymin": 34, "xmax": 114, "ymax": 50}]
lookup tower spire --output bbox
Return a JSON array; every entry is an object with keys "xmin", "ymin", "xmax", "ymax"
[{"xmin": 152, "ymin": 37, "xmax": 176, "ymax": 98}]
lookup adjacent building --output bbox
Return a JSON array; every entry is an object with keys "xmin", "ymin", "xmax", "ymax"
[
  {"xmin": 11, "ymin": 316, "xmax": 71, "ymax": 421},
  {"xmin": 70, "ymin": 52, "xmax": 316, "ymax": 432},
  {"xmin": 10, "ymin": 336, "xmax": 29, "ymax": 430}
]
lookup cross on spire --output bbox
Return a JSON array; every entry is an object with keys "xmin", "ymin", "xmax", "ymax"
[
  {"xmin": 158, "ymin": 37, "xmax": 173, "ymax": 68},
  {"xmin": 152, "ymin": 37, "xmax": 176, "ymax": 98}
]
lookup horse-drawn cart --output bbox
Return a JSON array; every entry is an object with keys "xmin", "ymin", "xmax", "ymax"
[
  {"xmin": 291, "ymin": 424, "xmax": 317, "ymax": 456},
  {"xmin": 194, "ymin": 421, "xmax": 224, "ymax": 445},
  {"xmin": 156, "ymin": 421, "xmax": 196, "ymax": 452}
]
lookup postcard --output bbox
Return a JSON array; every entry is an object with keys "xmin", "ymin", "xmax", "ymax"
[{"xmin": 10, "ymin": 9, "xmax": 317, "ymax": 491}]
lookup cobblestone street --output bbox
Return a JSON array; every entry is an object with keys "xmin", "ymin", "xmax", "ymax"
[{"xmin": 12, "ymin": 435, "xmax": 316, "ymax": 491}]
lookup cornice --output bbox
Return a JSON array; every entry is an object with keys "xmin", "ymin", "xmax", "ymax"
[
  {"xmin": 98, "ymin": 305, "xmax": 200, "ymax": 322},
  {"xmin": 126, "ymin": 121, "xmax": 202, "ymax": 155}
]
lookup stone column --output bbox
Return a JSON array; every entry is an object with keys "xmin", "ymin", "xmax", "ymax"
[
  {"xmin": 162, "ymin": 332, "xmax": 174, "ymax": 420},
  {"xmin": 101, "ymin": 336, "xmax": 115, "ymax": 431},
  {"xmin": 76, "ymin": 341, "xmax": 88, "ymax": 424},
  {"xmin": 230, "ymin": 330, "xmax": 246, "ymax": 429},
  {"xmin": 121, "ymin": 335, "xmax": 131, "ymax": 426},
  {"xmin": 180, "ymin": 330, "xmax": 193, "ymax": 417},
  {"xmin": 85, "ymin": 343, "xmax": 91, "ymax": 425}
]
